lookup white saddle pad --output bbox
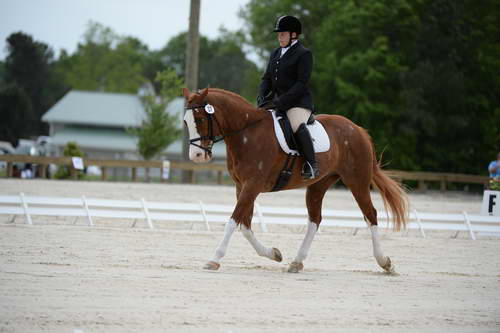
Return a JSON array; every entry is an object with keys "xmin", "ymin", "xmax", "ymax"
[{"xmin": 269, "ymin": 110, "xmax": 330, "ymax": 155}]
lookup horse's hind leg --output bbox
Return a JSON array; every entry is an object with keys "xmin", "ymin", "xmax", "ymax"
[
  {"xmin": 288, "ymin": 175, "xmax": 340, "ymax": 273},
  {"xmin": 342, "ymin": 176, "xmax": 394, "ymax": 273},
  {"xmin": 238, "ymin": 186, "xmax": 282, "ymax": 263}
]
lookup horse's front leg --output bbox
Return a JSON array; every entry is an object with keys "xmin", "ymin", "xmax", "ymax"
[
  {"xmin": 203, "ymin": 185, "xmax": 281, "ymax": 270},
  {"xmin": 203, "ymin": 218, "xmax": 238, "ymax": 270}
]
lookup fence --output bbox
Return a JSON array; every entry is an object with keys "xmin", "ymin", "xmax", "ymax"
[
  {"xmin": 1, "ymin": 194, "xmax": 499, "ymax": 240},
  {"xmin": 0, "ymin": 155, "xmax": 490, "ymax": 189},
  {"xmin": 0, "ymin": 154, "xmax": 226, "ymax": 184}
]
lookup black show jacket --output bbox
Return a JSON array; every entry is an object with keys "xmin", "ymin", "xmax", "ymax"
[{"xmin": 258, "ymin": 41, "xmax": 314, "ymax": 113}]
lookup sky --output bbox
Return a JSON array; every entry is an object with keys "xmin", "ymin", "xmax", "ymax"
[{"xmin": 0, "ymin": 0, "xmax": 252, "ymax": 60}]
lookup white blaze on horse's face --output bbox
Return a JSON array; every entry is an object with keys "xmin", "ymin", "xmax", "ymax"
[{"xmin": 184, "ymin": 109, "xmax": 212, "ymax": 163}]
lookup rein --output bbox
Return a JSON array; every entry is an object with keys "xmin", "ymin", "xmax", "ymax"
[{"xmin": 185, "ymin": 102, "xmax": 263, "ymax": 155}]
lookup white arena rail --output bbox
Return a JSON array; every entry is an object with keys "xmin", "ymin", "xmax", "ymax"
[{"xmin": 0, "ymin": 193, "xmax": 499, "ymax": 240}]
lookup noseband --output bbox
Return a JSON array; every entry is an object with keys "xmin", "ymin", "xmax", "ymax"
[{"xmin": 185, "ymin": 102, "xmax": 262, "ymax": 155}]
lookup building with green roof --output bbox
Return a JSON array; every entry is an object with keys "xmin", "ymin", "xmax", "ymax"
[{"xmin": 42, "ymin": 90, "xmax": 227, "ymax": 161}]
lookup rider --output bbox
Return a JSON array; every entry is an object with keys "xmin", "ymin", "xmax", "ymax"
[{"xmin": 257, "ymin": 15, "xmax": 319, "ymax": 179}]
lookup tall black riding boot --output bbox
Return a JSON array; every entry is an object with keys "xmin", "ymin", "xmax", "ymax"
[{"xmin": 294, "ymin": 123, "xmax": 319, "ymax": 179}]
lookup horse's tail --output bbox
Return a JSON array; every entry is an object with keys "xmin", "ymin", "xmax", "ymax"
[{"xmin": 371, "ymin": 152, "xmax": 409, "ymax": 231}]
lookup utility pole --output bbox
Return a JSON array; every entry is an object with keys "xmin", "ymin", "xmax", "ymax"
[{"xmin": 182, "ymin": 0, "xmax": 201, "ymax": 183}]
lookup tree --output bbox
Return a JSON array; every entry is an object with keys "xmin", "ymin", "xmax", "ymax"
[
  {"xmin": 241, "ymin": 0, "xmax": 500, "ymax": 176},
  {"xmin": 128, "ymin": 69, "xmax": 183, "ymax": 181},
  {"xmin": 157, "ymin": 30, "xmax": 260, "ymax": 101},
  {"xmin": 239, "ymin": 0, "xmax": 330, "ymax": 62},
  {"xmin": 314, "ymin": 0, "xmax": 420, "ymax": 169},
  {"xmin": 401, "ymin": 0, "xmax": 500, "ymax": 174},
  {"xmin": 54, "ymin": 141, "xmax": 85, "ymax": 179},
  {"xmin": 2, "ymin": 32, "xmax": 66, "ymax": 138},
  {"xmin": 0, "ymin": 61, "xmax": 5, "ymax": 86},
  {"xmin": 56, "ymin": 22, "xmax": 147, "ymax": 94},
  {"xmin": 0, "ymin": 84, "xmax": 34, "ymax": 146},
  {"xmin": 129, "ymin": 68, "xmax": 183, "ymax": 161}
]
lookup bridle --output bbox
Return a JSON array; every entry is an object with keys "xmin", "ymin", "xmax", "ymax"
[
  {"xmin": 185, "ymin": 102, "xmax": 223, "ymax": 155},
  {"xmin": 185, "ymin": 101, "xmax": 263, "ymax": 155}
]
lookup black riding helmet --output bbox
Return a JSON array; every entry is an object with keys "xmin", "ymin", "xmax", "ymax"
[{"xmin": 273, "ymin": 15, "xmax": 302, "ymax": 35}]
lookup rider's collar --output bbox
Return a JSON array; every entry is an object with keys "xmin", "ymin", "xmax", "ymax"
[{"xmin": 281, "ymin": 39, "xmax": 298, "ymax": 57}]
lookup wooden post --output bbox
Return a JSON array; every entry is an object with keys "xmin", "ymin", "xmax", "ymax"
[
  {"xmin": 417, "ymin": 180, "xmax": 427, "ymax": 192},
  {"xmin": 132, "ymin": 167, "xmax": 137, "ymax": 182},
  {"xmin": 101, "ymin": 167, "xmax": 107, "ymax": 181},
  {"xmin": 217, "ymin": 170, "xmax": 222, "ymax": 185},
  {"xmin": 440, "ymin": 180, "xmax": 446, "ymax": 191},
  {"xmin": 70, "ymin": 167, "xmax": 77, "ymax": 180},
  {"xmin": 182, "ymin": 0, "xmax": 201, "ymax": 183},
  {"xmin": 7, "ymin": 162, "xmax": 13, "ymax": 178},
  {"xmin": 39, "ymin": 164, "xmax": 47, "ymax": 179},
  {"xmin": 190, "ymin": 170, "xmax": 196, "ymax": 184}
]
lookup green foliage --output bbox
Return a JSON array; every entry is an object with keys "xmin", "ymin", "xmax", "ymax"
[
  {"xmin": 3, "ymin": 6, "xmax": 497, "ymax": 177},
  {"xmin": 156, "ymin": 69, "xmax": 184, "ymax": 103},
  {"xmin": 55, "ymin": 22, "xmax": 259, "ymax": 101},
  {"xmin": 2, "ymin": 32, "xmax": 67, "ymax": 139},
  {"xmin": 128, "ymin": 68, "xmax": 183, "ymax": 160},
  {"xmin": 0, "ymin": 84, "xmax": 34, "ymax": 146},
  {"xmin": 397, "ymin": 0, "xmax": 500, "ymax": 174},
  {"xmin": 490, "ymin": 178, "xmax": 500, "ymax": 191},
  {"xmin": 242, "ymin": 0, "xmax": 500, "ymax": 175},
  {"xmin": 314, "ymin": 0, "xmax": 419, "ymax": 169},
  {"xmin": 54, "ymin": 141, "xmax": 84, "ymax": 179},
  {"xmin": 157, "ymin": 29, "xmax": 260, "ymax": 101},
  {"xmin": 239, "ymin": 0, "xmax": 330, "ymax": 61},
  {"xmin": 0, "ymin": 61, "xmax": 5, "ymax": 86},
  {"xmin": 56, "ymin": 22, "xmax": 147, "ymax": 94}
]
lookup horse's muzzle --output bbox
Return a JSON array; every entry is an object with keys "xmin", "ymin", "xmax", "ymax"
[{"xmin": 189, "ymin": 145, "xmax": 212, "ymax": 163}]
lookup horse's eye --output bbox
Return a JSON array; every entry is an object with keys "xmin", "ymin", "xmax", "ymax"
[{"xmin": 194, "ymin": 118, "xmax": 204, "ymax": 124}]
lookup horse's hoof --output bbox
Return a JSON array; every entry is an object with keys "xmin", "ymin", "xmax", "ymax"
[
  {"xmin": 287, "ymin": 261, "xmax": 304, "ymax": 273},
  {"xmin": 203, "ymin": 261, "xmax": 220, "ymax": 270},
  {"xmin": 381, "ymin": 257, "xmax": 395, "ymax": 274},
  {"xmin": 272, "ymin": 248, "xmax": 283, "ymax": 262}
]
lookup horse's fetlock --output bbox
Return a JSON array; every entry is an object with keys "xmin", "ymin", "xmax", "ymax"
[{"xmin": 215, "ymin": 249, "xmax": 225, "ymax": 259}]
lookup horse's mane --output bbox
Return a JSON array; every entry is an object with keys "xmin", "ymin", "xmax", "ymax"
[{"xmin": 207, "ymin": 88, "xmax": 262, "ymax": 114}]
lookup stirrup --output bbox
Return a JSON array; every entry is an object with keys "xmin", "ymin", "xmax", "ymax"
[{"xmin": 302, "ymin": 161, "xmax": 319, "ymax": 179}]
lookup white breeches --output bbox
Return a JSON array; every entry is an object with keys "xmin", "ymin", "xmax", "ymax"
[{"xmin": 286, "ymin": 107, "xmax": 312, "ymax": 132}]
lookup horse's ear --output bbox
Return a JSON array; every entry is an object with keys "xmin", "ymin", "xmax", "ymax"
[
  {"xmin": 199, "ymin": 88, "xmax": 208, "ymax": 99},
  {"xmin": 182, "ymin": 87, "xmax": 191, "ymax": 98}
]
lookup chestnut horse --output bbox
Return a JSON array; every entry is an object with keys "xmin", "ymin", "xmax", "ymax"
[{"xmin": 182, "ymin": 87, "xmax": 408, "ymax": 273}]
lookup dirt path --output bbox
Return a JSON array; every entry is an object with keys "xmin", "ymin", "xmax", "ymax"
[{"xmin": 0, "ymin": 179, "xmax": 498, "ymax": 332}]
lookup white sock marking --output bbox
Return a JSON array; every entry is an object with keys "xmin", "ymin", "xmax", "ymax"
[
  {"xmin": 241, "ymin": 226, "xmax": 273, "ymax": 258},
  {"xmin": 370, "ymin": 225, "xmax": 386, "ymax": 266},
  {"xmin": 294, "ymin": 221, "xmax": 318, "ymax": 263},
  {"xmin": 211, "ymin": 218, "xmax": 237, "ymax": 263}
]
